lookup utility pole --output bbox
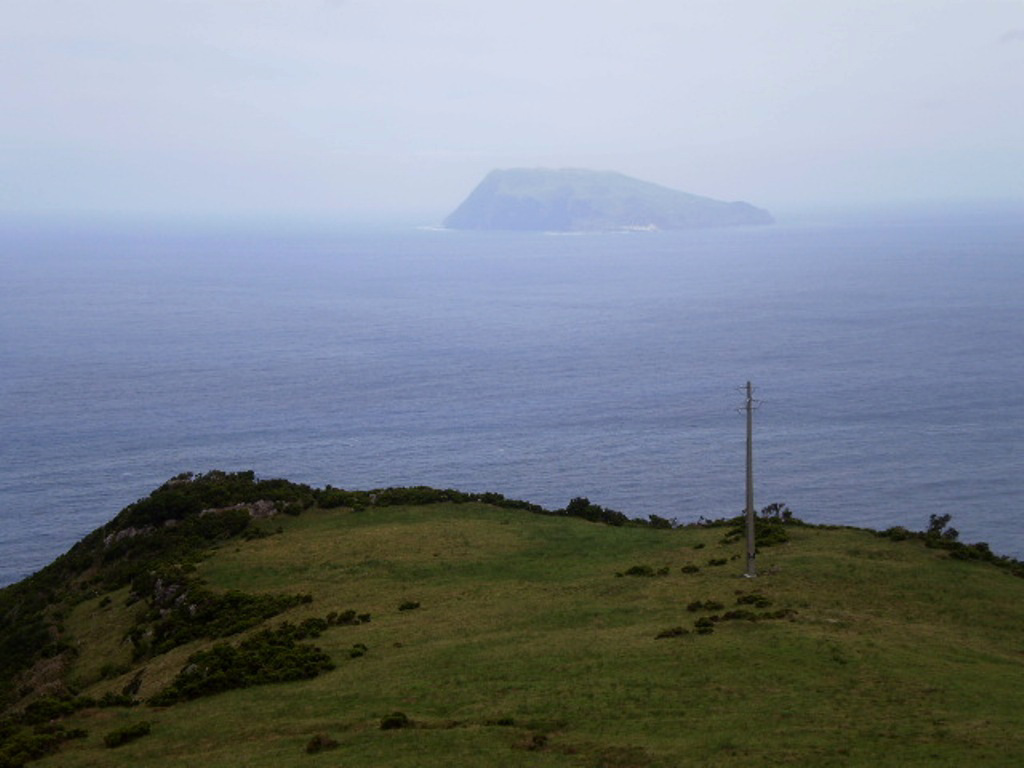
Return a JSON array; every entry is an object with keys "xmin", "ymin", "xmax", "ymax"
[{"xmin": 744, "ymin": 381, "xmax": 756, "ymax": 578}]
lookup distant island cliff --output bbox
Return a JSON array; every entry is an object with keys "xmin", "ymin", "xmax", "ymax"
[{"xmin": 443, "ymin": 168, "xmax": 774, "ymax": 231}]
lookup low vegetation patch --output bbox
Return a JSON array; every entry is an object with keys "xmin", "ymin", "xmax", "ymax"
[
  {"xmin": 149, "ymin": 617, "xmax": 342, "ymax": 706},
  {"xmin": 705, "ymin": 503, "xmax": 800, "ymax": 550},
  {"xmin": 878, "ymin": 514, "xmax": 1024, "ymax": 578},
  {"xmin": 102, "ymin": 721, "xmax": 151, "ymax": 749},
  {"xmin": 736, "ymin": 593, "xmax": 772, "ymax": 608},
  {"xmin": 655, "ymin": 626, "xmax": 689, "ymax": 639},
  {"xmin": 0, "ymin": 720, "xmax": 87, "ymax": 768},
  {"xmin": 617, "ymin": 565, "xmax": 670, "ymax": 578},
  {"xmin": 304, "ymin": 733, "xmax": 339, "ymax": 754},
  {"xmin": 379, "ymin": 712, "xmax": 412, "ymax": 730},
  {"xmin": 327, "ymin": 609, "xmax": 370, "ymax": 626},
  {"xmin": 348, "ymin": 643, "xmax": 369, "ymax": 659},
  {"xmin": 127, "ymin": 572, "xmax": 311, "ymax": 660}
]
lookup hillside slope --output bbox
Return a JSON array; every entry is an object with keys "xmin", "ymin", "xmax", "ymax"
[{"xmin": 3, "ymin": 472, "xmax": 1024, "ymax": 767}]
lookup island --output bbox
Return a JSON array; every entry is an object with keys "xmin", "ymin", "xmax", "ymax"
[{"xmin": 442, "ymin": 168, "xmax": 774, "ymax": 231}]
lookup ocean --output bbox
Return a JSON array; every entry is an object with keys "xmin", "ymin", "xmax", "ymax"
[{"xmin": 2, "ymin": 212, "xmax": 1022, "ymax": 587}]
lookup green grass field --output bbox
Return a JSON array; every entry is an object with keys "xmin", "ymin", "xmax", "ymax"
[{"xmin": 21, "ymin": 501, "xmax": 1024, "ymax": 767}]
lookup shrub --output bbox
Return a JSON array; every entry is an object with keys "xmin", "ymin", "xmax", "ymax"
[
  {"xmin": 99, "ymin": 663, "xmax": 131, "ymax": 680},
  {"xmin": 655, "ymin": 626, "xmax": 689, "ymax": 639},
  {"xmin": 380, "ymin": 712, "xmax": 411, "ymax": 730},
  {"xmin": 305, "ymin": 733, "xmax": 339, "ymax": 753},
  {"xmin": 687, "ymin": 600, "xmax": 723, "ymax": 612},
  {"xmin": 103, "ymin": 721, "xmax": 151, "ymax": 748},
  {"xmin": 707, "ymin": 558, "xmax": 727, "ymax": 567},
  {"xmin": 927, "ymin": 513, "xmax": 959, "ymax": 541},
  {"xmin": 99, "ymin": 692, "xmax": 137, "ymax": 708},
  {"xmin": 126, "ymin": 574, "xmax": 311, "ymax": 660},
  {"xmin": 879, "ymin": 526, "xmax": 911, "ymax": 542},
  {"xmin": 349, "ymin": 643, "xmax": 368, "ymax": 658},
  {"xmin": 20, "ymin": 697, "xmax": 78, "ymax": 724},
  {"xmin": 561, "ymin": 497, "xmax": 631, "ymax": 527},
  {"xmin": 694, "ymin": 617, "xmax": 715, "ymax": 635},
  {"xmin": 149, "ymin": 623, "xmax": 335, "ymax": 706},
  {"xmin": 0, "ymin": 723, "xmax": 87, "ymax": 767},
  {"xmin": 680, "ymin": 564, "xmax": 700, "ymax": 574},
  {"xmin": 721, "ymin": 610, "xmax": 758, "ymax": 622},
  {"xmin": 398, "ymin": 601, "xmax": 420, "ymax": 611},
  {"xmin": 623, "ymin": 565, "xmax": 654, "ymax": 577},
  {"xmin": 297, "ymin": 617, "xmax": 329, "ymax": 638},
  {"xmin": 736, "ymin": 593, "xmax": 772, "ymax": 608}
]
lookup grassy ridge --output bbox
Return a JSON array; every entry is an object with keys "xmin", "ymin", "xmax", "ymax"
[
  {"xmin": 29, "ymin": 520, "xmax": 1024, "ymax": 762},
  {"xmin": 4, "ymin": 475, "xmax": 1024, "ymax": 766}
]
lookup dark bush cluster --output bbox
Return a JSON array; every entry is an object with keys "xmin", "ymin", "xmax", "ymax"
[
  {"xmin": 98, "ymin": 692, "xmax": 137, "ymax": 708},
  {"xmin": 687, "ymin": 600, "xmax": 724, "ymax": 612},
  {"xmin": 127, "ymin": 575, "xmax": 311, "ymax": 660},
  {"xmin": 691, "ymin": 605, "xmax": 797, "ymax": 635},
  {"xmin": 701, "ymin": 503, "xmax": 801, "ymax": 550},
  {"xmin": 0, "ymin": 695, "xmax": 100, "ymax": 767},
  {"xmin": 694, "ymin": 617, "xmax": 715, "ymax": 635},
  {"xmin": 0, "ymin": 721, "xmax": 87, "ymax": 768},
  {"xmin": 18, "ymin": 697, "xmax": 89, "ymax": 725},
  {"xmin": 117, "ymin": 471, "xmax": 315, "ymax": 530},
  {"xmin": 398, "ymin": 601, "xmax": 421, "ymax": 612},
  {"xmin": 559, "ymin": 497, "xmax": 631, "ymax": 527},
  {"xmin": 103, "ymin": 721, "xmax": 151, "ymax": 749},
  {"xmin": 736, "ymin": 593, "xmax": 772, "ymax": 608},
  {"xmin": 877, "ymin": 515, "xmax": 1024, "ymax": 578},
  {"xmin": 149, "ymin": 619, "xmax": 338, "ymax": 706},
  {"xmin": 680, "ymin": 565, "xmax": 700, "ymax": 574},
  {"xmin": 316, "ymin": 486, "xmax": 550, "ymax": 515},
  {"xmin": 618, "ymin": 565, "xmax": 670, "ymax": 578},
  {"xmin": 348, "ymin": 643, "xmax": 369, "ymax": 659},
  {"xmin": 305, "ymin": 733, "xmax": 339, "ymax": 754},
  {"xmin": 327, "ymin": 609, "xmax": 370, "ymax": 626},
  {"xmin": 655, "ymin": 626, "xmax": 689, "ymax": 639},
  {"xmin": 380, "ymin": 712, "xmax": 411, "ymax": 730}
]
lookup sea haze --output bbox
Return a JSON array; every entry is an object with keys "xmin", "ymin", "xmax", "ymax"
[{"xmin": 1, "ymin": 213, "xmax": 1022, "ymax": 586}]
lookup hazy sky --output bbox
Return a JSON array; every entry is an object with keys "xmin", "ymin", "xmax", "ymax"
[{"xmin": 2, "ymin": 0, "xmax": 1022, "ymax": 222}]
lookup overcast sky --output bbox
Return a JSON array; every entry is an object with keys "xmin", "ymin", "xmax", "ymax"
[{"xmin": 2, "ymin": 0, "xmax": 1022, "ymax": 222}]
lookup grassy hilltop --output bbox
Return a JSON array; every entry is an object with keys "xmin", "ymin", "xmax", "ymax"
[{"xmin": 2, "ymin": 471, "xmax": 1024, "ymax": 767}]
